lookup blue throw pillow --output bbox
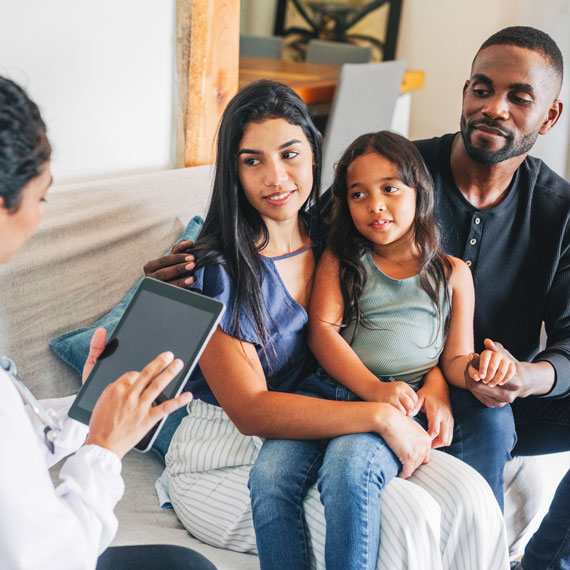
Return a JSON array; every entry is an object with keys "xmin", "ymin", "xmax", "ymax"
[{"xmin": 49, "ymin": 215, "xmax": 203, "ymax": 374}]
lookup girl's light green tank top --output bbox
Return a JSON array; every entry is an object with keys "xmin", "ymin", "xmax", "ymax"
[{"xmin": 340, "ymin": 249, "xmax": 450, "ymax": 390}]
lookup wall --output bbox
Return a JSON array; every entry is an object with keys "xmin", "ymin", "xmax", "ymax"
[
  {"xmin": 0, "ymin": 0, "xmax": 175, "ymax": 184},
  {"xmin": 397, "ymin": 0, "xmax": 570, "ymax": 177}
]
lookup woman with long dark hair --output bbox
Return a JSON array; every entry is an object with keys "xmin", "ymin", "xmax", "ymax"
[{"xmin": 146, "ymin": 81, "xmax": 510, "ymax": 569}]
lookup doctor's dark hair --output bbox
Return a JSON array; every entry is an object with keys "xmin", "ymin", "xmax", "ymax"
[
  {"xmin": 329, "ymin": 131, "xmax": 451, "ymax": 344},
  {"xmin": 190, "ymin": 80, "xmax": 322, "ymax": 350},
  {"xmin": 0, "ymin": 76, "xmax": 51, "ymax": 212}
]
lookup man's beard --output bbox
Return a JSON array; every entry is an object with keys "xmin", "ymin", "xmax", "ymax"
[{"xmin": 460, "ymin": 116, "xmax": 539, "ymax": 165}]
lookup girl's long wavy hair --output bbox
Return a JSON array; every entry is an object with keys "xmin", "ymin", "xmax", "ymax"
[
  {"xmin": 329, "ymin": 131, "xmax": 451, "ymax": 344},
  {"xmin": 190, "ymin": 80, "xmax": 322, "ymax": 349}
]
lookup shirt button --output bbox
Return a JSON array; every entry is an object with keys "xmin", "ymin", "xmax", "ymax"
[
  {"xmin": 470, "ymin": 238, "xmax": 477, "ymax": 245},
  {"xmin": 474, "ymin": 217, "xmax": 481, "ymax": 225},
  {"xmin": 466, "ymin": 260, "xmax": 472, "ymax": 267}
]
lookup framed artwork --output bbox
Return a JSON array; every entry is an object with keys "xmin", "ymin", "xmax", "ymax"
[{"xmin": 273, "ymin": 0, "xmax": 403, "ymax": 61}]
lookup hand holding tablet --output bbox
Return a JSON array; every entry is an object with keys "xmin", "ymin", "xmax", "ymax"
[
  {"xmin": 70, "ymin": 278, "xmax": 225, "ymax": 452},
  {"xmin": 86, "ymin": 350, "xmax": 192, "ymax": 459}
]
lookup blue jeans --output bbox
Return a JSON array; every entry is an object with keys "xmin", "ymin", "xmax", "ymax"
[
  {"xmin": 521, "ymin": 468, "xmax": 570, "ymax": 570},
  {"xmin": 439, "ymin": 386, "xmax": 517, "ymax": 511},
  {"xmin": 249, "ymin": 372, "xmax": 423, "ymax": 570},
  {"xmin": 513, "ymin": 393, "xmax": 570, "ymax": 570}
]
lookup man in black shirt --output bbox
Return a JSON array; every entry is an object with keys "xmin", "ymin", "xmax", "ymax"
[{"xmin": 415, "ymin": 26, "xmax": 569, "ymax": 570}]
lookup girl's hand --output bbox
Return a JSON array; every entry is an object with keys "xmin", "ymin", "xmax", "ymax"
[
  {"xmin": 466, "ymin": 338, "xmax": 517, "ymax": 388},
  {"xmin": 379, "ymin": 405, "xmax": 432, "ymax": 479},
  {"xmin": 415, "ymin": 386, "xmax": 454, "ymax": 449},
  {"xmin": 369, "ymin": 380, "xmax": 418, "ymax": 415},
  {"xmin": 86, "ymin": 352, "xmax": 193, "ymax": 459}
]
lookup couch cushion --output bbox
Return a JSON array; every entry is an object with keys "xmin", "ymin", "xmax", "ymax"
[
  {"xmin": 0, "ymin": 166, "xmax": 214, "ymax": 398},
  {"xmin": 49, "ymin": 215, "xmax": 204, "ymax": 373}
]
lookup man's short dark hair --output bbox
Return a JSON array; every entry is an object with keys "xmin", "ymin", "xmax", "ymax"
[{"xmin": 477, "ymin": 26, "xmax": 563, "ymax": 82}]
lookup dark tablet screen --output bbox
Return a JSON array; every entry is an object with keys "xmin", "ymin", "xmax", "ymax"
[{"xmin": 69, "ymin": 278, "xmax": 224, "ymax": 428}]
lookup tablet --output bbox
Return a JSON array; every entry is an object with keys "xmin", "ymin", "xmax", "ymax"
[{"xmin": 69, "ymin": 277, "xmax": 225, "ymax": 451}]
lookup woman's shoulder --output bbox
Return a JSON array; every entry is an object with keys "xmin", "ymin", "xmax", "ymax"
[{"xmin": 191, "ymin": 259, "xmax": 233, "ymax": 296}]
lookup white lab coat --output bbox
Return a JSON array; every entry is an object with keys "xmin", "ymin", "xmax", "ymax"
[{"xmin": 0, "ymin": 368, "xmax": 124, "ymax": 570}]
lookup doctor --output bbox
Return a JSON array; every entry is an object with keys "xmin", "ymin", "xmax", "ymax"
[{"xmin": 0, "ymin": 76, "xmax": 215, "ymax": 570}]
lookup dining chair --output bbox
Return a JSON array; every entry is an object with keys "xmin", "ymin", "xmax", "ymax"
[
  {"xmin": 240, "ymin": 34, "xmax": 283, "ymax": 59},
  {"xmin": 320, "ymin": 60, "xmax": 406, "ymax": 192},
  {"xmin": 306, "ymin": 39, "xmax": 373, "ymax": 65}
]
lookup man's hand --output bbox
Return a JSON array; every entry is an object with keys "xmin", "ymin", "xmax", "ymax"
[
  {"xmin": 143, "ymin": 241, "xmax": 195, "ymax": 288},
  {"xmin": 465, "ymin": 339, "xmax": 555, "ymax": 407}
]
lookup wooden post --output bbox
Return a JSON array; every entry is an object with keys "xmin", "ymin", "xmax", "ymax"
[{"xmin": 177, "ymin": 0, "xmax": 240, "ymax": 167}]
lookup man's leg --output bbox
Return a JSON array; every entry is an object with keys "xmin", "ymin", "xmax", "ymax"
[
  {"xmin": 512, "ymin": 393, "xmax": 570, "ymax": 569},
  {"xmin": 519, "ymin": 468, "xmax": 570, "ymax": 570},
  {"xmin": 440, "ymin": 386, "xmax": 516, "ymax": 510},
  {"xmin": 511, "ymin": 393, "xmax": 570, "ymax": 455}
]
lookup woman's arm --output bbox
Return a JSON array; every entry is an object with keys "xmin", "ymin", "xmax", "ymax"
[
  {"xmin": 198, "ymin": 326, "xmax": 432, "ymax": 478},
  {"xmin": 307, "ymin": 249, "xmax": 417, "ymax": 414}
]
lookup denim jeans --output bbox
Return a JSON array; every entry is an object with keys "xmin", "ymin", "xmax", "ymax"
[
  {"xmin": 521, "ymin": 468, "xmax": 570, "ymax": 570},
  {"xmin": 513, "ymin": 393, "xmax": 570, "ymax": 570},
  {"xmin": 249, "ymin": 371, "xmax": 425, "ymax": 570},
  {"xmin": 439, "ymin": 386, "xmax": 517, "ymax": 511}
]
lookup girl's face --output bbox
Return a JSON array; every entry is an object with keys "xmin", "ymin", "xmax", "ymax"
[
  {"xmin": 237, "ymin": 118, "xmax": 314, "ymax": 225},
  {"xmin": 0, "ymin": 162, "xmax": 51, "ymax": 264},
  {"xmin": 346, "ymin": 152, "xmax": 416, "ymax": 253}
]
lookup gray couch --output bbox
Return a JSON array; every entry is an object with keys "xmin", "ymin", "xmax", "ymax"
[{"xmin": 0, "ymin": 165, "xmax": 567, "ymax": 567}]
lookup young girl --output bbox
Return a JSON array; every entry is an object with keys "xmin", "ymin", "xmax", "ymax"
[{"xmin": 249, "ymin": 130, "xmax": 516, "ymax": 570}]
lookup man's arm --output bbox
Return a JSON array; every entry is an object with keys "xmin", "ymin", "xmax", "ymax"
[
  {"xmin": 531, "ymin": 211, "xmax": 570, "ymax": 398},
  {"xmin": 468, "ymin": 200, "xmax": 570, "ymax": 407},
  {"xmin": 465, "ymin": 341, "xmax": 555, "ymax": 407}
]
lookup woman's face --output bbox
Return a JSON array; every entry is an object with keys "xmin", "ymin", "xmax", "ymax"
[
  {"xmin": 237, "ymin": 118, "xmax": 314, "ymax": 225},
  {"xmin": 0, "ymin": 162, "xmax": 52, "ymax": 264}
]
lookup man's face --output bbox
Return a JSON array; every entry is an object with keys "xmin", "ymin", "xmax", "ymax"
[{"xmin": 460, "ymin": 44, "xmax": 561, "ymax": 165}]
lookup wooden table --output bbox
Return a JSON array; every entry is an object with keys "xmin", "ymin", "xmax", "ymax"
[{"xmin": 239, "ymin": 56, "xmax": 424, "ymax": 106}]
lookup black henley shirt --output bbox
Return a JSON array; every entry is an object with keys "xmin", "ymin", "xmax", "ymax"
[{"xmin": 415, "ymin": 133, "xmax": 570, "ymax": 398}]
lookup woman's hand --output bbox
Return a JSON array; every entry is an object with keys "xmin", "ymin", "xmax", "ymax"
[
  {"xmin": 143, "ymin": 240, "xmax": 196, "ymax": 288},
  {"xmin": 378, "ymin": 404, "xmax": 432, "ymax": 479},
  {"xmin": 368, "ymin": 381, "xmax": 418, "ymax": 415},
  {"xmin": 82, "ymin": 327, "xmax": 107, "ymax": 384},
  {"xmin": 86, "ymin": 352, "xmax": 193, "ymax": 459}
]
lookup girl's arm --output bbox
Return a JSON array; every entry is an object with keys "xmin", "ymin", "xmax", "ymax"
[
  {"xmin": 197, "ymin": 326, "xmax": 432, "ymax": 478},
  {"xmin": 440, "ymin": 257, "xmax": 517, "ymax": 389},
  {"xmin": 307, "ymin": 249, "xmax": 417, "ymax": 415},
  {"xmin": 439, "ymin": 257, "xmax": 476, "ymax": 389}
]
